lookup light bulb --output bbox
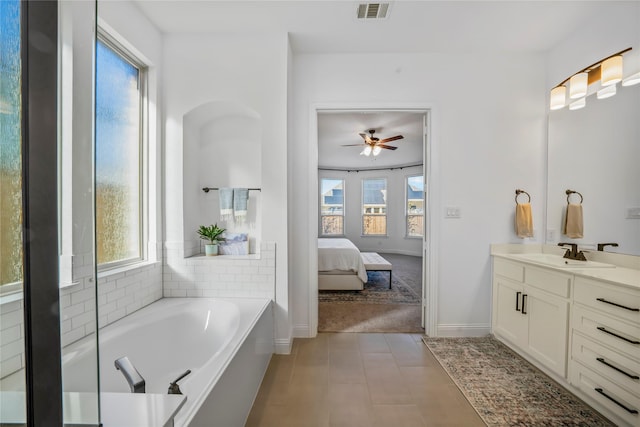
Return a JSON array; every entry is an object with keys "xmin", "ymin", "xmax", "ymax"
[
  {"xmin": 361, "ymin": 146, "xmax": 372, "ymax": 156},
  {"xmin": 372, "ymin": 146, "xmax": 382, "ymax": 156},
  {"xmin": 601, "ymin": 55, "xmax": 623, "ymax": 86},
  {"xmin": 569, "ymin": 73, "xmax": 588, "ymax": 99}
]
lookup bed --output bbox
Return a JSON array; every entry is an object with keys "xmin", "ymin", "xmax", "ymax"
[{"xmin": 318, "ymin": 238, "xmax": 368, "ymax": 290}]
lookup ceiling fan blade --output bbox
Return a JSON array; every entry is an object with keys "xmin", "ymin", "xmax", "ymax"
[
  {"xmin": 341, "ymin": 143, "xmax": 366, "ymax": 147},
  {"xmin": 359, "ymin": 133, "xmax": 368, "ymax": 140},
  {"xmin": 378, "ymin": 135, "xmax": 404, "ymax": 143},
  {"xmin": 378, "ymin": 145, "xmax": 397, "ymax": 150}
]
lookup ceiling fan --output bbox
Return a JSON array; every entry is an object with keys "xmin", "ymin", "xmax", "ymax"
[{"xmin": 341, "ymin": 129, "xmax": 404, "ymax": 156}]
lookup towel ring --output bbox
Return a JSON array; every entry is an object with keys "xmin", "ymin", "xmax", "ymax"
[
  {"xmin": 515, "ymin": 189, "xmax": 531, "ymax": 204},
  {"xmin": 566, "ymin": 189, "xmax": 583, "ymax": 204}
]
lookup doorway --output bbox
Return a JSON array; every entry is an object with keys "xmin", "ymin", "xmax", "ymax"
[{"xmin": 309, "ymin": 106, "xmax": 436, "ymax": 336}]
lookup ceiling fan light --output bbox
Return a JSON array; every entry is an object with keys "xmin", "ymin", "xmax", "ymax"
[
  {"xmin": 601, "ymin": 55, "xmax": 623, "ymax": 86},
  {"xmin": 569, "ymin": 97, "xmax": 586, "ymax": 110},
  {"xmin": 569, "ymin": 72, "xmax": 588, "ymax": 99},
  {"xmin": 372, "ymin": 146, "xmax": 382, "ymax": 156},
  {"xmin": 550, "ymin": 86, "xmax": 566, "ymax": 110},
  {"xmin": 361, "ymin": 146, "xmax": 372, "ymax": 156},
  {"xmin": 596, "ymin": 84, "xmax": 616, "ymax": 99},
  {"xmin": 622, "ymin": 71, "xmax": 640, "ymax": 86}
]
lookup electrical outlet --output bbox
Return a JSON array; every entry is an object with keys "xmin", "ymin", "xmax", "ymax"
[
  {"xmin": 546, "ymin": 229, "xmax": 556, "ymax": 241},
  {"xmin": 445, "ymin": 206, "xmax": 461, "ymax": 218}
]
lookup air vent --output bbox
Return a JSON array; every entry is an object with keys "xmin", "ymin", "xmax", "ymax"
[{"xmin": 356, "ymin": 3, "xmax": 390, "ymax": 19}]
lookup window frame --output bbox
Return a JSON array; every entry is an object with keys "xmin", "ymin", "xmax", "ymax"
[
  {"xmin": 405, "ymin": 174, "xmax": 424, "ymax": 238},
  {"xmin": 361, "ymin": 177, "xmax": 387, "ymax": 237},
  {"xmin": 319, "ymin": 177, "xmax": 346, "ymax": 237},
  {"xmin": 95, "ymin": 30, "xmax": 148, "ymax": 272}
]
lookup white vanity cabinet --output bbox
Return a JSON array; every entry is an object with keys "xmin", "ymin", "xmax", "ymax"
[
  {"xmin": 569, "ymin": 276, "xmax": 640, "ymax": 426},
  {"xmin": 492, "ymin": 258, "xmax": 571, "ymax": 378}
]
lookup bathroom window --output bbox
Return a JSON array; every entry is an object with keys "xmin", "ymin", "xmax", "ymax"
[
  {"xmin": 0, "ymin": 0, "xmax": 23, "ymax": 290},
  {"xmin": 320, "ymin": 178, "xmax": 345, "ymax": 236},
  {"xmin": 362, "ymin": 178, "xmax": 387, "ymax": 236},
  {"xmin": 95, "ymin": 36, "xmax": 146, "ymax": 268},
  {"xmin": 406, "ymin": 175, "xmax": 424, "ymax": 238}
]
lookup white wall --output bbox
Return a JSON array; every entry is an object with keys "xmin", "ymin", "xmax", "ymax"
[
  {"xmin": 319, "ymin": 166, "xmax": 423, "ymax": 256},
  {"xmin": 290, "ymin": 52, "xmax": 548, "ymax": 337},
  {"xmin": 163, "ymin": 33, "xmax": 291, "ymax": 351}
]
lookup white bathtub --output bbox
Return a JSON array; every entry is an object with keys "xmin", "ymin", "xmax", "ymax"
[{"xmin": 63, "ymin": 297, "xmax": 273, "ymax": 427}]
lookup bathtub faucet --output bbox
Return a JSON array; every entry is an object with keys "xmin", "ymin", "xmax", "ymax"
[
  {"xmin": 114, "ymin": 356, "xmax": 146, "ymax": 393},
  {"xmin": 168, "ymin": 370, "xmax": 192, "ymax": 395}
]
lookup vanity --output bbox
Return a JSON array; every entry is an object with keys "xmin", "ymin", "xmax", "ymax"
[{"xmin": 491, "ymin": 244, "xmax": 640, "ymax": 427}]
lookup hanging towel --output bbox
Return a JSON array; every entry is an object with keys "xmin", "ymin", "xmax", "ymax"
[
  {"xmin": 515, "ymin": 203, "xmax": 534, "ymax": 238},
  {"xmin": 564, "ymin": 203, "xmax": 584, "ymax": 238},
  {"xmin": 233, "ymin": 188, "xmax": 249, "ymax": 224},
  {"xmin": 219, "ymin": 187, "xmax": 233, "ymax": 221}
]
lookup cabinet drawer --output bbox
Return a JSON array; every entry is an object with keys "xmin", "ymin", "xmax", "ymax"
[
  {"xmin": 572, "ymin": 332, "xmax": 640, "ymax": 398},
  {"xmin": 525, "ymin": 265, "xmax": 572, "ymax": 298},
  {"xmin": 574, "ymin": 277, "xmax": 640, "ymax": 324},
  {"xmin": 494, "ymin": 258, "xmax": 524, "ymax": 282},
  {"xmin": 570, "ymin": 361, "xmax": 639, "ymax": 426},
  {"xmin": 573, "ymin": 305, "xmax": 640, "ymax": 360}
]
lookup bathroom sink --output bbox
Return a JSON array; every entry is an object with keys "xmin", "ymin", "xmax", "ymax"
[{"xmin": 509, "ymin": 253, "xmax": 615, "ymax": 268}]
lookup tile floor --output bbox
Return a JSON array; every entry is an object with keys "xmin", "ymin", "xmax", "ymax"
[{"xmin": 245, "ymin": 333, "xmax": 485, "ymax": 427}]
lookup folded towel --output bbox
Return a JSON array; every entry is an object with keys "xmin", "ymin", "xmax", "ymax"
[
  {"xmin": 515, "ymin": 203, "xmax": 534, "ymax": 238},
  {"xmin": 564, "ymin": 203, "xmax": 583, "ymax": 238},
  {"xmin": 219, "ymin": 187, "xmax": 233, "ymax": 220},
  {"xmin": 233, "ymin": 188, "xmax": 249, "ymax": 224}
]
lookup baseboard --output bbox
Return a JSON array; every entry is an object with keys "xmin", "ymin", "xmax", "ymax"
[
  {"xmin": 292, "ymin": 324, "xmax": 312, "ymax": 338},
  {"xmin": 436, "ymin": 323, "xmax": 491, "ymax": 337},
  {"xmin": 274, "ymin": 337, "xmax": 293, "ymax": 355}
]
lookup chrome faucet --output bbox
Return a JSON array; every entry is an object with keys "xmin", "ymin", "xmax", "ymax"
[
  {"xmin": 558, "ymin": 243, "xmax": 587, "ymax": 261},
  {"xmin": 115, "ymin": 356, "xmax": 146, "ymax": 393},
  {"xmin": 597, "ymin": 242, "xmax": 619, "ymax": 251}
]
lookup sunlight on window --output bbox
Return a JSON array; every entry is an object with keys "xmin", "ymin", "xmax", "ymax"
[
  {"xmin": 407, "ymin": 175, "xmax": 424, "ymax": 237},
  {"xmin": 95, "ymin": 40, "xmax": 141, "ymax": 266},
  {"xmin": 320, "ymin": 178, "xmax": 344, "ymax": 235},
  {"xmin": 362, "ymin": 178, "xmax": 386, "ymax": 235}
]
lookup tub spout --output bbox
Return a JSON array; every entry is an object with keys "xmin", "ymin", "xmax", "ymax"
[
  {"xmin": 114, "ymin": 356, "xmax": 146, "ymax": 393},
  {"xmin": 168, "ymin": 369, "xmax": 191, "ymax": 395}
]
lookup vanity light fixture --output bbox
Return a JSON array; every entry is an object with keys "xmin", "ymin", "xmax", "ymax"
[
  {"xmin": 596, "ymin": 84, "xmax": 616, "ymax": 99},
  {"xmin": 569, "ymin": 97, "xmax": 586, "ymax": 110},
  {"xmin": 549, "ymin": 47, "xmax": 632, "ymax": 110},
  {"xmin": 622, "ymin": 71, "xmax": 640, "ymax": 86}
]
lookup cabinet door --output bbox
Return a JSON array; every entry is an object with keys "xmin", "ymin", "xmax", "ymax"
[
  {"xmin": 493, "ymin": 277, "xmax": 527, "ymax": 347},
  {"xmin": 525, "ymin": 288, "xmax": 569, "ymax": 378}
]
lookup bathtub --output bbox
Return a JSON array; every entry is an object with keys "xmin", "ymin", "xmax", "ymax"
[{"xmin": 63, "ymin": 297, "xmax": 273, "ymax": 426}]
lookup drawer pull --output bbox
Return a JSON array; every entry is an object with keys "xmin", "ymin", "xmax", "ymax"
[
  {"xmin": 596, "ymin": 298, "xmax": 640, "ymax": 312},
  {"xmin": 596, "ymin": 357, "xmax": 640, "ymax": 380},
  {"xmin": 515, "ymin": 292, "xmax": 521, "ymax": 312},
  {"xmin": 597, "ymin": 327, "xmax": 640, "ymax": 345},
  {"xmin": 522, "ymin": 294, "xmax": 527, "ymax": 315},
  {"xmin": 594, "ymin": 388, "xmax": 639, "ymax": 414}
]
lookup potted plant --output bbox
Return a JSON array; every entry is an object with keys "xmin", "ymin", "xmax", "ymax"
[{"xmin": 197, "ymin": 224, "xmax": 226, "ymax": 256}]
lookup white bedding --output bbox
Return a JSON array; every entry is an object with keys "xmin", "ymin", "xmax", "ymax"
[{"xmin": 318, "ymin": 238, "xmax": 368, "ymax": 283}]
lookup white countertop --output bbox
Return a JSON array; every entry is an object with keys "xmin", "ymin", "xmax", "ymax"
[
  {"xmin": 491, "ymin": 245, "xmax": 640, "ymax": 290},
  {"xmin": 0, "ymin": 391, "xmax": 186, "ymax": 427}
]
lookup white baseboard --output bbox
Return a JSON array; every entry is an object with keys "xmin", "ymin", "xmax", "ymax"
[
  {"xmin": 436, "ymin": 323, "xmax": 491, "ymax": 337},
  {"xmin": 292, "ymin": 324, "xmax": 313, "ymax": 338},
  {"xmin": 274, "ymin": 337, "xmax": 293, "ymax": 355}
]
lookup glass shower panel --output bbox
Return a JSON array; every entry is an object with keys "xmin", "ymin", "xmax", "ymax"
[
  {"xmin": 0, "ymin": 0, "xmax": 26, "ymax": 420},
  {"xmin": 59, "ymin": 0, "xmax": 100, "ymax": 424}
]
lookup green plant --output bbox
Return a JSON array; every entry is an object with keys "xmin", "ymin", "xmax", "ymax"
[{"xmin": 197, "ymin": 224, "xmax": 226, "ymax": 244}]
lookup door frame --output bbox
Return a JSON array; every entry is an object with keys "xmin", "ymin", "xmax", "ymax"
[{"xmin": 307, "ymin": 102, "xmax": 439, "ymax": 337}]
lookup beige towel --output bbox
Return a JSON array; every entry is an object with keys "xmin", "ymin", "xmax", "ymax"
[
  {"xmin": 564, "ymin": 203, "xmax": 583, "ymax": 238},
  {"xmin": 515, "ymin": 203, "xmax": 533, "ymax": 238}
]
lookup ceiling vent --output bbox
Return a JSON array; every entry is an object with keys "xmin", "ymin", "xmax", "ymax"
[{"xmin": 356, "ymin": 3, "xmax": 390, "ymax": 19}]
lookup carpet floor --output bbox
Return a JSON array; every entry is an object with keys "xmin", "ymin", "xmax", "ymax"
[
  {"xmin": 318, "ymin": 253, "xmax": 423, "ymax": 333},
  {"xmin": 422, "ymin": 336, "xmax": 615, "ymax": 427}
]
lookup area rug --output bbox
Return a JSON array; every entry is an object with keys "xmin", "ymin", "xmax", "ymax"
[
  {"xmin": 422, "ymin": 336, "xmax": 615, "ymax": 426},
  {"xmin": 319, "ymin": 271, "xmax": 421, "ymax": 305}
]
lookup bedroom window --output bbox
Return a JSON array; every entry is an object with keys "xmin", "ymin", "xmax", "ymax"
[
  {"xmin": 362, "ymin": 178, "xmax": 387, "ymax": 235},
  {"xmin": 95, "ymin": 36, "xmax": 146, "ymax": 268},
  {"xmin": 406, "ymin": 175, "xmax": 424, "ymax": 237},
  {"xmin": 320, "ymin": 178, "xmax": 345, "ymax": 235}
]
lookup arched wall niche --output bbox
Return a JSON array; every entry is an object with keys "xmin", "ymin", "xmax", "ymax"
[{"xmin": 183, "ymin": 100, "xmax": 262, "ymax": 256}]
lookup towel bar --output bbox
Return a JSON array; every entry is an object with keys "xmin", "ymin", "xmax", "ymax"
[
  {"xmin": 515, "ymin": 189, "xmax": 530, "ymax": 204},
  {"xmin": 202, "ymin": 187, "xmax": 261, "ymax": 193},
  {"xmin": 565, "ymin": 189, "xmax": 583, "ymax": 204}
]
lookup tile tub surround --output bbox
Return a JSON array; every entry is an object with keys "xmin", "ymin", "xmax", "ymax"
[{"xmin": 163, "ymin": 241, "xmax": 276, "ymax": 299}]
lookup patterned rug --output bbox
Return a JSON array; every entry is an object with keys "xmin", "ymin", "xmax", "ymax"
[
  {"xmin": 318, "ymin": 271, "xmax": 421, "ymax": 305},
  {"xmin": 422, "ymin": 336, "xmax": 615, "ymax": 427}
]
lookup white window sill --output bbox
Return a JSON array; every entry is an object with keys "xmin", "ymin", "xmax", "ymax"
[
  {"xmin": 188, "ymin": 254, "xmax": 261, "ymax": 261},
  {"xmin": 98, "ymin": 260, "xmax": 160, "ymax": 280}
]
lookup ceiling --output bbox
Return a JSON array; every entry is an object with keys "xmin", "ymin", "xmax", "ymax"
[{"xmin": 129, "ymin": 1, "xmax": 628, "ymax": 169}]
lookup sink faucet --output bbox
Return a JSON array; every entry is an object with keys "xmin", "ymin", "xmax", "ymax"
[
  {"xmin": 597, "ymin": 242, "xmax": 619, "ymax": 251},
  {"xmin": 558, "ymin": 243, "xmax": 587, "ymax": 261}
]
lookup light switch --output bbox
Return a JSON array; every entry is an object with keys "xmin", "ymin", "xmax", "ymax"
[{"xmin": 445, "ymin": 206, "xmax": 461, "ymax": 218}]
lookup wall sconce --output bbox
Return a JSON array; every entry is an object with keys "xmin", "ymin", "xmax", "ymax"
[{"xmin": 549, "ymin": 47, "xmax": 637, "ymax": 111}]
